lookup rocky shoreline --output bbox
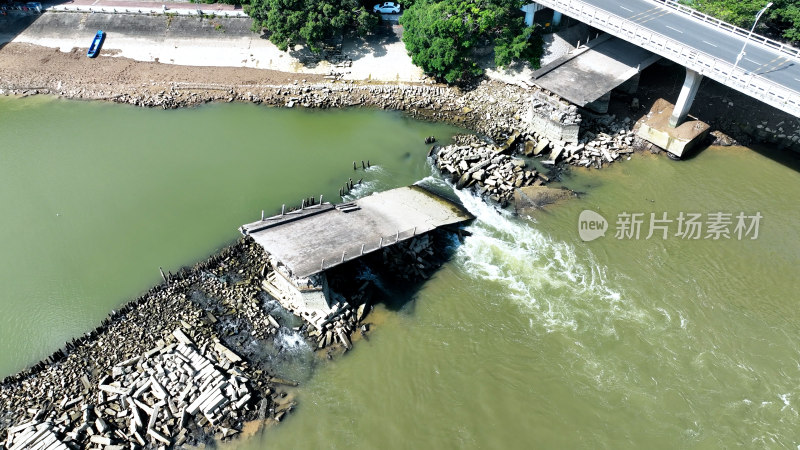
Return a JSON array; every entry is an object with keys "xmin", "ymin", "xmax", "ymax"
[
  {"xmin": 0, "ymin": 50, "xmax": 653, "ymax": 191},
  {"xmin": 0, "ymin": 223, "xmax": 457, "ymax": 449},
  {"xmin": 0, "ymin": 239, "xmax": 285, "ymax": 448},
  {"xmin": 0, "ymin": 238, "xmax": 352, "ymax": 448},
  {"xmin": 1, "ymin": 36, "xmax": 797, "ymax": 449},
  {"xmin": 1, "ymin": 77, "xmax": 538, "ymax": 144},
  {"xmin": 4, "ymin": 39, "xmax": 797, "ymax": 171}
]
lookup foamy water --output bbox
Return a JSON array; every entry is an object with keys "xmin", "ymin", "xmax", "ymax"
[
  {"xmin": 453, "ymin": 189, "xmax": 640, "ymax": 334},
  {"xmin": 275, "ymin": 329, "xmax": 311, "ymax": 353}
]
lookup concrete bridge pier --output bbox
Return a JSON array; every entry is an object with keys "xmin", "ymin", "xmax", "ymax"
[{"xmin": 669, "ymin": 68, "xmax": 703, "ymax": 127}]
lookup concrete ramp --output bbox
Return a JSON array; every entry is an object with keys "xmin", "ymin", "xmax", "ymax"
[
  {"xmin": 241, "ymin": 185, "xmax": 473, "ymax": 278},
  {"xmin": 533, "ymin": 36, "xmax": 660, "ymax": 106}
]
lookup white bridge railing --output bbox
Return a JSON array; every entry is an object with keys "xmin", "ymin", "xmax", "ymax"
[
  {"xmin": 651, "ymin": 0, "xmax": 800, "ymax": 61},
  {"xmin": 533, "ymin": 0, "xmax": 800, "ymax": 118}
]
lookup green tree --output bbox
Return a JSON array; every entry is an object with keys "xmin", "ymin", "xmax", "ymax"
[
  {"xmin": 246, "ymin": 0, "xmax": 377, "ymax": 53},
  {"xmin": 771, "ymin": 0, "xmax": 800, "ymax": 43},
  {"xmin": 399, "ymin": 0, "xmax": 542, "ymax": 84}
]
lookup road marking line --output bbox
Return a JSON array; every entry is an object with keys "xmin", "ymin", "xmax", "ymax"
[
  {"xmin": 744, "ymin": 58, "xmax": 759, "ymax": 64},
  {"xmin": 639, "ymin": 10, "xmax": 672, "ymax": 25},
  {"xmin": 620, "ymin": 6, "xmax": 633, "ymax": 12},
  {"xmin": 628, "ymin": 7, "xmax": 659, "ymax": 22},
  {"xmin": 701, "ymin": 40, "xmax": 717, "ymax": 48},
  {"xmin": 665, "ymin": 25, "xmax": 683, "ymax": 34},
  {"xmin": 636, "ymin": 9, "xmax": 670, "ymax": 25},
  {"xmin": 759, "ymin": 57, "xmax": 790, "ymax": 74}
]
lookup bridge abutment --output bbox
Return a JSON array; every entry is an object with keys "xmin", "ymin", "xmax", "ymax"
[{"xmin": 669, "ymin": 69, "xmax": 703, "ymax": 128}]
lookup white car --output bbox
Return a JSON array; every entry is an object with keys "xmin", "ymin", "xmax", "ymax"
[{"xmin": 373, "ymin": 2, "xmax": 401, "ymax": 14}]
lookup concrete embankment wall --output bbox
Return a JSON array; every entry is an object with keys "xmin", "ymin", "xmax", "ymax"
[
  {"xmin": 7, "ymin": 12, "xmax": 268, "ymax": 67},
  {"xmin": 18, "ymin": 12, "xmax": 255, "ymax": 41}
]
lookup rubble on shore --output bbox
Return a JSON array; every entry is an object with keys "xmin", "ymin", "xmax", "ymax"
[
  {"xmin": 0, "ymin": 74, "xmax": 537, "ymax": 145},
  {"xmin": 0, "ymin": 223, "xmax": 455, "ymax": 448},
  {"xmin": 430, "ymin": 113, "xmax": 644, "ymax": 208},
  {"xmin": 520, "ymin": 114, "xmax": 640, "ymax": 169},
  {"xmin": 431, "ymin": 135, "xmax": 546, "ymax": 207},
  {"xmin": 5, "ymin": 329, "xmax": 253, "ymax": 450},
  {"xmin": 0, "ymin": 238, "xmax": 328, "ymax": 449}
]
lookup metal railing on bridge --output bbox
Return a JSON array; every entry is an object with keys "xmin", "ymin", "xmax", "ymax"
[
  {"xmin": 651, "ymin": 0, "xmax": 800, "ymax": 61},
  {"xmin": 318, "ymin": 226, "xmax": 420, "ymax": 272},
  {"xmin": 533, "ymin": 0, "xmax": 800, "ymax": 118}
]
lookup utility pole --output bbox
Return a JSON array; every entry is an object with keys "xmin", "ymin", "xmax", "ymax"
[{"xmin": 730, "ymin": 2, "xmax": 773, "ymax": 80}]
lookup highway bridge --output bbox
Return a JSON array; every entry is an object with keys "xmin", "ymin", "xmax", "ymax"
[{"xmin": 530, "ymin": 0, "xmax": 800, "ymax": 126}]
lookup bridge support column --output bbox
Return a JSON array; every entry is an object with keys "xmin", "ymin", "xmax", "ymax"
[{"xmin": 669, "ymin": 68, "xmax": 703, "ymax": 127}]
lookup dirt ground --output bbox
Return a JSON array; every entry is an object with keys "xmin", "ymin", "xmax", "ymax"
[
  {"xmin": 0, "ymin": 42, "xmax": 327, "ymax": 94},
  {"xmin": 1, "ymin": 12, "xmax": 424, "ymax": 82}
]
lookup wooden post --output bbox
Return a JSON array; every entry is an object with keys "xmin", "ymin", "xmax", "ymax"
[
  {"xmin": 159, "ymin": 267, "xmax": 169, "ymax": 286},
  {"xmin": 319, "ymin": 194, "xmax": 323, "ymax": 204},
  {"xmin": 353, "ymin": 161, "xmax": 357, "ymax": 170},
  {"xmin": 361, "ymin": 160, "xmax": 365, "ymax": 169}
]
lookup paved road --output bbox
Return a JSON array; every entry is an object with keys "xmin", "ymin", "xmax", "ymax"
[{"xmin": 556, "ymin": 0, "xmax": 800, "ymax": 91}]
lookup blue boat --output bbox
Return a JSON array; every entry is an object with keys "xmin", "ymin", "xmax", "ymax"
[{"xmin": 87, "ymin": 30, "xmax": 105, "ymax": 58}]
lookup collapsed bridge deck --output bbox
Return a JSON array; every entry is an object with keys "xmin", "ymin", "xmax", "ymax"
[{"xmin": 240, "ymin": 185, "xmax": 474, "ymax": 279}]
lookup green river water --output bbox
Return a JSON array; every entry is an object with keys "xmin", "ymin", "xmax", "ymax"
[{"xmin": 2, "ymin": 96, "xmax": 800, "ymax": 448}]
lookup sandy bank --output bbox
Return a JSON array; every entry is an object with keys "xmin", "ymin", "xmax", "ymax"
[{"xmin": 3, "ymin": 12, "xmax": 424, "ymax": 82}]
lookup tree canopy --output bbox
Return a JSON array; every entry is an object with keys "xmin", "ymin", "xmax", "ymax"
[
  {"xmin": 399, "ymin": 0, "xmax": 543, "ymax": 84},
  {"xmin": 246, "ymin": 0, "xmax": 377, "ymax": 53},
  {"xmin": 681, "ymin": 0, "xmax": 800, "ymax": 44}
]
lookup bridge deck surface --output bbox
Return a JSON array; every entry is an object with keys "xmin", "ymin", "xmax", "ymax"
[
  {"xmin": 535, "ymin": 37, "xmax": 660, "ymax": 106},
  {"xmin": 241, "ymin": 186, "xmax": 473, "ymax": 278},
  {"xmin": 538, "ymin": 0, "xmax": 800, "ymax": 92}
]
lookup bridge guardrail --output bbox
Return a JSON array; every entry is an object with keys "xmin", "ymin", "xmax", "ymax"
[
  {"xmin": 534, "ymin": 0, "xmax": 800, "ymax": 117},
  {"xmin": 650, "ymin": 0, "xmax": 800, "ymax": 62},
  {"xmin": 318, "ymin": 227, "xmax": 419, "ymax": 272}
]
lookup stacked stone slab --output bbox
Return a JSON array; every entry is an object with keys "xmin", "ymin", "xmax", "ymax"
[
  {"xmin": 4, "ymin": 328, "xmax": 253, "ymax": 449},
  {"xmin": 432, "ymin": 136, "xmax": 545, "ymax": 206},
  {"xmin": 521, "ymin": 115, "xmax": 639, "ymax": 168},
  {"xmin": 4, "ymin": 421, "xmax": 69, "ymax": 450}
]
